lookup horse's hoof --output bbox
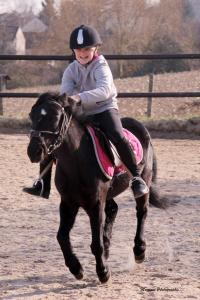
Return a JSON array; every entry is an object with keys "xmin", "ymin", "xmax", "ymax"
[
  {"xmin": 135, "ymin": 253, "xmax": 145, "ymax": 264},
  {"xmin": 74, "ymin": 269, "xmax": 84, "ymax": 280},
  {"xmin": 98, "ymin": 267, "xmax": 111, "ymax": 284},
  {"xmin": 70, "ymin": 263, "xmax": 84, "ymax": 280}
]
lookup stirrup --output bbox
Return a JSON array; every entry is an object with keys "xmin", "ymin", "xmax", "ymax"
[{"xmin": 33, "ymin": 178, "xmax": 44, "ymax": 197}]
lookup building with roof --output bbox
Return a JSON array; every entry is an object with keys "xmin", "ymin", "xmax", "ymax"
[
  {"xmin": 22, "ymin": 17, "xmax": 47, "ymax": 33},
  {"xmin": 0, "ymin": 14, "xmax": 47, "ymax": 54},
  {"xmin": 0, "ymin": 25, "xmax": 26, "ymax": 54},
  {"xmin": 22, "ymin": 17, "xmax": 48, "ymax": 49}
]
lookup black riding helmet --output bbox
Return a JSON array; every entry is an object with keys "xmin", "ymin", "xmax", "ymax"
[{"xmin": 70, "ymin": 25, "xmax": 102, "ymax": 49}]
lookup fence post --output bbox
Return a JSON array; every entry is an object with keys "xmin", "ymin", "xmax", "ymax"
[
  {"xmin": 147, "ymin": 73, "xmax": 154, "ymax": 117},
  {"xmin": 0, "ymin": 74, "xmax": 10, "ymax": 115}
]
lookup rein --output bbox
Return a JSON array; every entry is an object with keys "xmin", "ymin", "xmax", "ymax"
[{"xmin": 30, "ymin": 101, "xmax": 72, "ymax": 155}]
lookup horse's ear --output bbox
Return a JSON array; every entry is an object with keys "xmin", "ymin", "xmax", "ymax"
[{"xmin": 59, "ymin": 93, "xmax": 69, "ymax": 107}]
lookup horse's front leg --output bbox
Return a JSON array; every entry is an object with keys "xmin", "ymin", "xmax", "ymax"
[
  {"xmin": 103, "ymin": 198, "xmax": 118, "ymax": 259},
  {"xmin": 57, "ymin": 200, "xmax": 83, "ymax": 279},
  {"xmin": 133, "ymin": 193, "xmax": 149, "ymax": 263},
  {"xmin": 88, "ymin": 199, "xmax": 111, "ymax": 283}
]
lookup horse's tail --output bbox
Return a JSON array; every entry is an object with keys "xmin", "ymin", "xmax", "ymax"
[{"xmin": 149, "ymin": 150, "xmax": 168, "ymax": 209}]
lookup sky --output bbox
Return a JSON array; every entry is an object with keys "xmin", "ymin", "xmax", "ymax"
[
  {"xmin": 0, "ymin": 0, "xmax": 161, "ymax": 15},
  {"xmin": 0, "ymin": 0, "xmax": 44, "ymax": 14}
]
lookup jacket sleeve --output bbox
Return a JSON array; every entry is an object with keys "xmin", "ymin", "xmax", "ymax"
[
  {"xmin": 79, "ymin": 62, "xmax": 117, "ymax": 111},
  {"xmin": 60, "ymin": 65, "xmax": 76, "ymax": 96}
]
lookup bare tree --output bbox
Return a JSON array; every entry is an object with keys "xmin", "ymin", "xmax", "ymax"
[
  {"xmin": 39, "ymin": 0, "xmax": 56, "ymax": 26},
  {"xmin": 98, "ymin": 0, "xmax": 149, "ymax": 77}
]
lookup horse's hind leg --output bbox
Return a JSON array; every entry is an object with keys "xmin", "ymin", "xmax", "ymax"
[
  {"xmin": 57, "ymin": 201, "xmax": 83, "ymax": 279},
  {"xmin": 133, "ymin": 193, "xmax": 149, "ymax": 263},
  {"xmin": 88, "ymin": 200, "xmax": 111, "ymax": 283},
  {"xmin": 103, "ymin": 198, "xmax": 118, "ymax": 259}
]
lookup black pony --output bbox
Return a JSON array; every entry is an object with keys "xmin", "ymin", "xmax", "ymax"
[{"xmin": 27, "ymin": 92, "xmax": 164, "ymax": 283}]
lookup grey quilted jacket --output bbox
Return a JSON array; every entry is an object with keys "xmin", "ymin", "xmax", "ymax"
[{"xmin": 60, "ymin": 55, "xmax": 118, "ymax": 115}]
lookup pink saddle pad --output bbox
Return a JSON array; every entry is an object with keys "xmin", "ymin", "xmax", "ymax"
[{"xmin": 87, "ymin": 126, "xmax": 143, "ymax": 180}]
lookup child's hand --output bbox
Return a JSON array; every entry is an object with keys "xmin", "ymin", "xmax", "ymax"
[
  {"xmin": 68, "ymin": 95, "xmax": 83, "ymax": 118},
  {"xmin": 68, "ymin": 95, "xmax": 81, "ymax": 106}
]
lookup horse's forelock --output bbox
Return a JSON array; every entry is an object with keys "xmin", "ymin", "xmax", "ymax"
[
  {"xmin": 32, "ymin": 92, "xmax": 62, "ymax": 112},
  {"xmin": 38, "ymin": 92, "xmax": 61, "ymax": 105}
]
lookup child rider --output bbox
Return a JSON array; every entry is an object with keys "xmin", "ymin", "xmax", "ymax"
[{"xmin": 23, "ymin": 24, "xmax": 149, "ymax": 199}]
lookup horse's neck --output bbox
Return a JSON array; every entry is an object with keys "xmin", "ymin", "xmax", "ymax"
[{"xmin": 63, "ymin": 117, "xmax": 85, "ymax": 152}]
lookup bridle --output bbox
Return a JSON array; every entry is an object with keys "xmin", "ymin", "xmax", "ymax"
[{"xmin": 30, "ymin": 101, "xmax": 72, "ymax": 155}]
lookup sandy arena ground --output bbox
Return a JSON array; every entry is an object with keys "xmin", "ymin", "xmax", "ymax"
[{"xmin": 0, "ymin": 132, "xmax": 199, "ymax": 300}]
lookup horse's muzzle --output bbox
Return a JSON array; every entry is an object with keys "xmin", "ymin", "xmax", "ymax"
[{"xmin": 27, "ymin": 137, "xmax": 45, "ymax": 163}]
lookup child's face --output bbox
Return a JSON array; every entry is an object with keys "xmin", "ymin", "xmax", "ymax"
[{"xmin": 74, "ymin": 47, "xmax": 97, "ymax": 65}]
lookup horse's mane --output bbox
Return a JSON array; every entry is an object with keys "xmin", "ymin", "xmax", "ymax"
[
  {"xmin": 32, "ymin": 92, "xmax": 61, "ymax": 110},
  {"xmin": 32, "ymin": 92, "xmax": 89, "ymax": 128}
]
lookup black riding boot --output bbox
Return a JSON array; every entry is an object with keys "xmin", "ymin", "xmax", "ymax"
[
  {"xmin": 23, "ymin": 155, "xmax": 53, "ymax": 199},
  {"xmin": 115, "ymin": 137, "xmax": 149, "ymax": 198}
]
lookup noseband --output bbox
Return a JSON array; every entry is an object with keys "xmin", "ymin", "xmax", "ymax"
[{"xmin": 30, "ymin": 101, "xmax": 72, "ymax": 155}]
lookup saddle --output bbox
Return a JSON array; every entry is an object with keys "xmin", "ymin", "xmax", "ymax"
[{"xmin": 87, "ymin": 126, "xmax": 143, "ymax": 180}]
